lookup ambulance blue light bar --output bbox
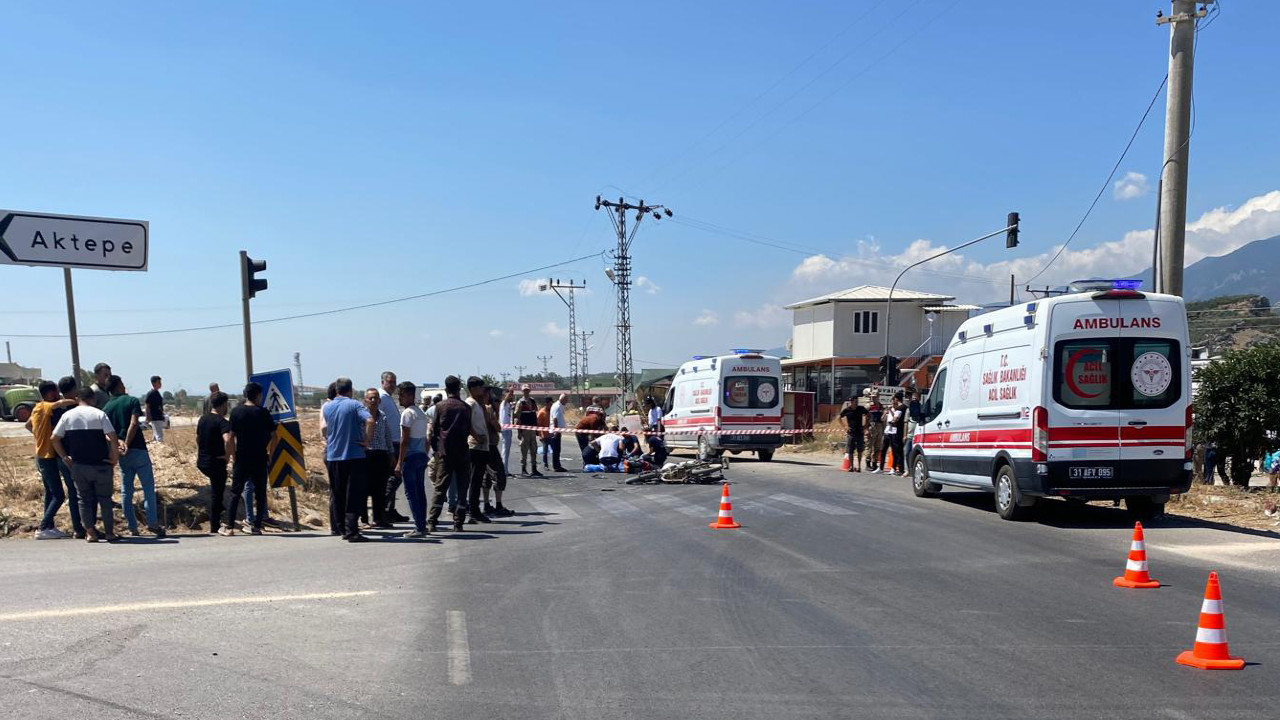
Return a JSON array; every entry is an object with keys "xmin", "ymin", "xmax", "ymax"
[{"xmin": 730, "ymin": 348, "xmax": 765, "ymax": 354}]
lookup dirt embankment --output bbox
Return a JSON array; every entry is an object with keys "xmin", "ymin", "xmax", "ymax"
[{"xmin": 0, "ymin": 411, "xmax": 333, "ymax": 537}]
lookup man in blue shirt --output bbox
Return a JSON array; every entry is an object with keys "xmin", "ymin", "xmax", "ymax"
[{"xmin": 322, "ymin": 377, "xmax": 373, "ymax": 542}]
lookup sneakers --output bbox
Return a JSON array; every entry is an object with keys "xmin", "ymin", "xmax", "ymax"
[
  {"xmin": 483, "ymin": 503, "xmax": 497, "ymax": 516},
  {"xmin": 493, "ymin": 505, "xmax": 514, "ymax": 517},
  {"xmin": 469, "ymin": 513, "xmax": 492, "ymax": 524},
  {"xmin": 250, "ymin": 526, "xmax": 263, "ymax": 536},
  {"xmin": 104, "ymin": 533, "xmax": 120, "ymax": 543},
  {"xmin": 218, "ymin": 527, "xmax": 235, "ymax": 537},
  {"xmin": 530, "ymin": 470, "xmax": 545, "ymax": 478},
  {"xmin": 346, "ymin": 534, "xmax": 371, "ymax": 543},
  {"xmin": 426, "ymin": 521, "xmax": 438, "ymax": 534},
  {"xmin": 73, "ymin": 530, "xmax": 87, "ymax": 540},
  {"xmin": 34, "ymin": 528, "xmax": 66, "ymax": 540},
  {"xmin": 452, "ymin": 520, "xmax": 465, "ymax": 532},
  {"xmin": 404, "ymin": 530, "xmax": 428, "ymax": 539},
  {"xmin": 148, "ymin": 525, "xmax": 167, "ymax": 538}
]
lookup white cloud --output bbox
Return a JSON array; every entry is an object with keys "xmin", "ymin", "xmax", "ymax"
[
  {"xmin": 635, "ymin": 275, "xmax": 661, "ymax": 294},
  {"xmin": 693, "ymin": 309, "xmax": 719, "ymax": 326},
  {"xmin": 1113, "ymin": 171, "xmax": 1150, "ymax": 201},
  {"xmin": 734, "ymin": 304, "xmax": 789, "ymax": 329},
  {"xmin": 518, "ymin": 278, "xmax": 547, "ymax": 296},
  {"xmin": 785, "ymin": 190, "xmax": 1280, "ymax": 304},
  {"xmin": 489, "ymin": 329, "xmax": 504, "ymax": 337},
  {"xmin": 541, "ymin": 321, "xmax": 569, "ymax": 338}
]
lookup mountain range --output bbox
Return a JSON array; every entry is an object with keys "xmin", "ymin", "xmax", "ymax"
[{"xmin": 1145, "ymin": 233, "xmax": 1280, "ymax": 302}]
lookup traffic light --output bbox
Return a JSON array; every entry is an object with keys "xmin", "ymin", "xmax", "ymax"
[
  {"xmin": 240, "ymin": 251, "xmax": 267, "ymax": 299},
  {"xmin": 1006, "ymin": 211, "xmax": 1020, "ymax": 248}
]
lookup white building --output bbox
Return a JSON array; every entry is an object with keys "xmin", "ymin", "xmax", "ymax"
[{"xmin": 781, "ymin": 285, "xmax": 975, "ymax": 417}]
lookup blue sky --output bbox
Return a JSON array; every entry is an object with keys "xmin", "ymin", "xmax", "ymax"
[{"xmin": 3, "ymin": 0, "xmax": 1278, "ymax": 393}]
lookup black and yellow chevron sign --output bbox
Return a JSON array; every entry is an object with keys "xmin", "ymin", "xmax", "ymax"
[{"xmin": 269, "ymin": 420, "xmax": 306, "ymax": 489}]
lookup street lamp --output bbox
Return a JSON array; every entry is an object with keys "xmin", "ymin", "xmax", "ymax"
[{"xmin": 881, "ymin": 214, "xmax": 1021, "ymax": 385}]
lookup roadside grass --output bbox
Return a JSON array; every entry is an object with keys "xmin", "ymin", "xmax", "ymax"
[{"xmin": 0, "ymin": 411, "xmax": 334, "ymax": 538}]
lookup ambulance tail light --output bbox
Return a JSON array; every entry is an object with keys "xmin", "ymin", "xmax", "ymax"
[
  {"xmin": 1185, "ymin": 405, "xmax": 1194, "ymax": 459},
  {"xmin": 1032, "ymin": 406, "xmax": 1049, "ymax": 462}
]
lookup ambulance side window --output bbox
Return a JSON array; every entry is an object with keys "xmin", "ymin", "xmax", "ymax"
[{"xmin": 924, "ymin": 369, "xmax": 947, "ymax": 422}]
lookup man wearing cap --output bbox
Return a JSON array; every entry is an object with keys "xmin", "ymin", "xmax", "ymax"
[{"xmin": 515, "ymin": 384, "xmax": 542, "ymax": 477}]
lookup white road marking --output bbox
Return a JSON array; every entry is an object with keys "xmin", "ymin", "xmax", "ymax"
[
  {"xmin": 447, "ymin": 610, "xmax": 472, "ymax": 685},
  {"xmin": 639, "ymin": 494, "xmax": 709, "ymax": 517},
  {"xmin": 526, "ymin": 496, "xmax": 581, "ymax": 520},
  {"xmin": 736, "ymin": 499, "xmax": 794, "ymax": 516},
  {"xmin": 594, "ymin": 495, "xmax": 642, "ymax": 516},
  {"xmin": 768, "ymin": 493, "xmax": 858, "ymax": 515},
  {"xmin": 0, "ymin": 591, "xmax": 378, "ymax": 622}
]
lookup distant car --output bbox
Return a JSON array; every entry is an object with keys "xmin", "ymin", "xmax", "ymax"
[{"xmin": 0, "ymin": 384, "xmax": 40, "ymax": 423}]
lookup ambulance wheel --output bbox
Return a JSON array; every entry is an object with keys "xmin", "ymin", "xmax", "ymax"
[
  {"xmin": 911, "ymin": 454, "xmax": 940, "ymax": 497},
  {"xmin": 994, "ymin": 464, "xmax": 1033, "ymax": 521},
  {"xmin": 697, "ymin": 436, "xmax": 721, "ymax": 462},
  {"xmin": 757, "ymin": 449, "xmax": 774, "ymax": 462},
  {"xmin": 1124, "ymin": 496, "xmax": 1164, "ymax": 522}
]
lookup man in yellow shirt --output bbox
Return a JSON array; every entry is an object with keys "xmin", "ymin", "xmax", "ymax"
[{"xmin": 26, "ymin": 379, "xmax": 80, "ymax": 539}]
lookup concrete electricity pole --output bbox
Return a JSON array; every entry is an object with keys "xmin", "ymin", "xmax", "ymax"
[
  {"xmin": 595, "ymin": 195, "xmax": 673, "ymax": 404},
  {"xmin": 540, "ymin": 279, "xmax": 586, "ymax": 389},
  {"xmin": 1155, "ymin": 0, "xmax": 1212, "ymax": 296}
]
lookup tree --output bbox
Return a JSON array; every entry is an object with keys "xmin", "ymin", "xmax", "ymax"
[
  {"xmin": 1192, "ymin": 343, "xmax": 1280, "ymax": 486},
  {"xmin": 162, "ymin": 390, "xmax": 174, "ymax": 402}
]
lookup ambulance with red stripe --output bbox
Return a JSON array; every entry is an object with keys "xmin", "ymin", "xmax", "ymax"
[
  {"xmin": 661, "ymin": 352, "xmax": 783, "ymax": 462},
  {"xmin": 909, "ymin": 282, "xmax": 1192, "ymax": 520}
]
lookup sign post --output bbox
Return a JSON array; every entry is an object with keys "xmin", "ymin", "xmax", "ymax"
[
  {"xmin": 1, "ymin": 209, "xmax": 149, "ymax": 378},
  {"xmin": 249, "ymin": 367, "xmax": 302, "ymax": 531}
]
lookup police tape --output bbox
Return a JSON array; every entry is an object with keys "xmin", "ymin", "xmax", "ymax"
[{"xmin": 499, "ymin": 423, "xmax": 847, "ymax": 436}]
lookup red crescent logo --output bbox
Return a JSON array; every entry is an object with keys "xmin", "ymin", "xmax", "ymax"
[{"xmin": 1065, "ymin": 348, "xmax": 1103, "ymax": 399}]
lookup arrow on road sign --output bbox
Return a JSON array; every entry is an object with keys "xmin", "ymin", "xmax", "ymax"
[
  {"xmin": 269, "ymin": 421, "xmax": 306, "ymax": 489},
  {"xmin": 0, "ymin": 209, "xmax": 148, "ymax": 271}
]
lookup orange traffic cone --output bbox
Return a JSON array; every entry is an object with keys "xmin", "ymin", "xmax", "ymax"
[
  {"xmin": 708, "ymin": 482, "xmax": 741, "ymax": 529},
  {"xmin": 885, "ymin": 448, "xmax": 895, "ymax": 472},
  {"xmin": 1113, "ymin": 522, "xmax": 1160, "ymax": 588},
  {"xmin": 1176, "ymin": 571, "xmax": 1245, "ymax": 670},
  {"xmin": 841, "ymin": 453, "xmax": 852, "ymax": 471}
]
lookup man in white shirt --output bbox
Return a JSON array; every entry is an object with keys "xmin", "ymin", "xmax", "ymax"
[
  {"xmin": 463, "ymin": 377, "xmax": 491, "ymax": 523},
  {"xmin": 498, "ymin": 389, "xmax": 514, "ymax": 475},
  {"xmin": 548, "ymin": 393, "xmax": 569, "ymax": 472},
  {"xmin": 589, "ymin": 428, "xmax": 625, "ymax": 471},
  {"xmin": 379, "ymin": 371, "xmax": 409, "ymax": 523}
]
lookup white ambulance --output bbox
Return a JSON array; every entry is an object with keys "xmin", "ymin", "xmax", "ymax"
[
  {"xmin": 661, "ymin": 352, "xmax": 783, "ymax": 461},
  {"xmin": 909, "ymin": 283, "xmax": 1192, "ymax": 520}
]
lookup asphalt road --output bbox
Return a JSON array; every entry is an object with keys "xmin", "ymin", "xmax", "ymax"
[{"xmin": 1, "ymin": 441, "xmax": 1277, "ymax": 720}]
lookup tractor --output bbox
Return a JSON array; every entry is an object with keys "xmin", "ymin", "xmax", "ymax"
[{"xmin": 0, "ymin": 384, "xmax": 40, "ymax": 423}]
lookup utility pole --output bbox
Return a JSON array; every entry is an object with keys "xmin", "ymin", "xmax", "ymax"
[
  {"xmin": 537, "ymin": 355, "xmax": 553, "ymax": 376},
  {"xmin": 595, "ymin": 195, "xmax": 673, "ymax": 405},
  {"xmin": 514, "ymin": 365, "xmax": 527, "ymax": 382},
  {"xmin": 541, "ymin": 279, "xmax": 586, "ymax": 389},
  {"xmin": 293, "ymin": 352, "xmax": 303, "ymax": 395},
  {"xmin": 63, "ymin": 269, "xmax": 82, "ymax": 381},
  {"xmin": 579, "ymin": 330, "xmax": 594, "ymax": 387},
  {"xmin": 1155, "ymin": 0, "xmax": 1211, "ymax": 296},
  {"xmin": 500, "ymin": 372, "xmax": 510, "ymax": 385},
  {"xmin": 1009, "ymin": 274, "xmax": 1016, "ymax": 306}
]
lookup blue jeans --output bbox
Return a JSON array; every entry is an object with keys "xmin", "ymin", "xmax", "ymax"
[
  {"xmin": 119, "ymin": 448, "xmax": 159, "ymax": 531},
  {"xmin": 401, "ymin": 452, "xmax": 428, "ymax": 531},
  {"xmin": 36, "ymin": 457, "xmax": 66, "ymax": 530},
  {"xmin": 242, "ymin": 481, "xmax": 258, "ymax": 525},
  {"xmin": 56, "ymin": 457, "xmax": 85, "ymax": 534}
]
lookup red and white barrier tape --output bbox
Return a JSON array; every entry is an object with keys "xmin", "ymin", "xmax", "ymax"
[{"xmin": 500, "ymin": 423, "xmax": 848, "ymax": 436}]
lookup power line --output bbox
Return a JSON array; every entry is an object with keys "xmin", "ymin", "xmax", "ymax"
[
  {"xmin": 5, "ymin": 251, "xmax": 604, "ymax": 339},
  {"xmin": 1023, "ymin": 73, "xmax": 1169, "ymax": 284}
]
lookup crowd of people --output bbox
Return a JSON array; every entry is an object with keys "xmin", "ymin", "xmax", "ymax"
[
  {"xmin": 837, "ymin": 388, "xmax": 923, "ymax": 475},
  {"xmin": 23, "ymin": 361, "xmax": 676, "ymax": 542}
]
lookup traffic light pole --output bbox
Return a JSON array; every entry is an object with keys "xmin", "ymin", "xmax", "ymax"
[
  {"xmin": 881, "ymin": 218, "xmax": 1019, "ymax": 385},
  {"xmin": 239, "ymin": 250, "xmax": 300, "ymax": 532}
]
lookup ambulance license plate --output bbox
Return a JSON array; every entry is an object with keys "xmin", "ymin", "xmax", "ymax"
[{"xmin": 1070, "ymin": 466, "xmax": 1113, "ymax": 480}]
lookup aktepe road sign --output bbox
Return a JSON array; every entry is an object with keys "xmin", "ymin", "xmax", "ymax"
[{"xmin": 0, "ymin": 209, "xmax": 148, "ymax": 271}]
